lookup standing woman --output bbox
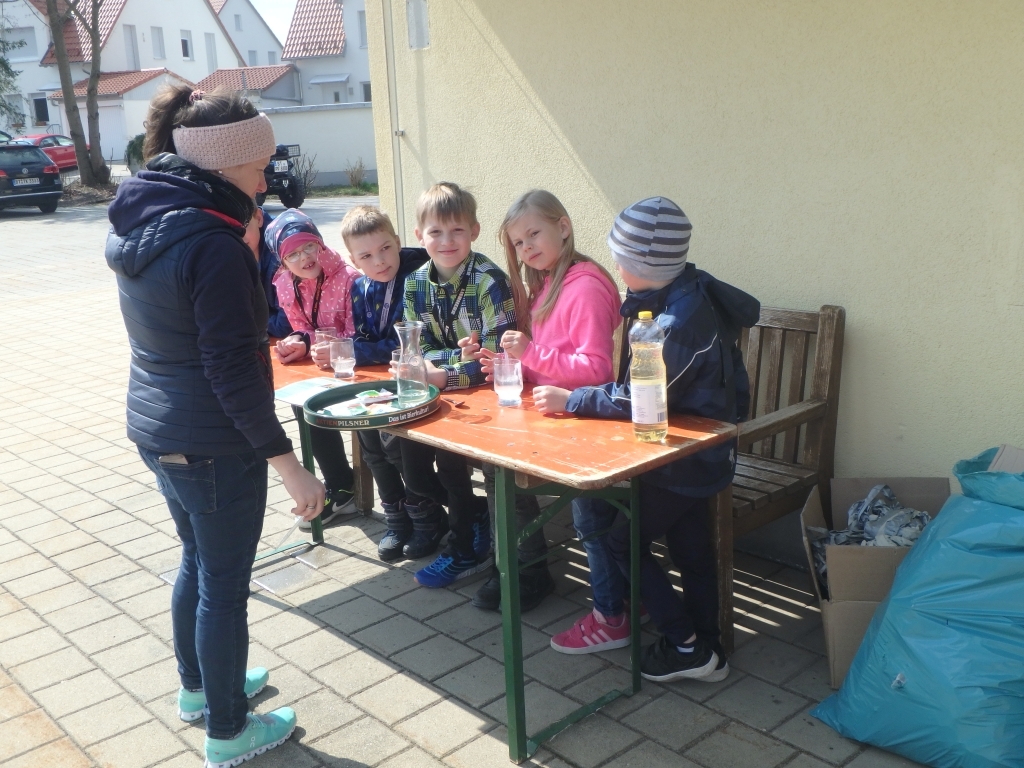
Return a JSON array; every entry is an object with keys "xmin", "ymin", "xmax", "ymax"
[{"xmin": 106, "ymin": 86, "xmax": 322, "ymax": 767}]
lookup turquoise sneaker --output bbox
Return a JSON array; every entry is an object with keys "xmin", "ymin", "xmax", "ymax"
[
  {"xmin": 204, "ymin": 708, "xmax": 296, "ymax": 768},
  {"xmin": 178, "ymin": 668, "xmax": 270, "ymax": 722}
]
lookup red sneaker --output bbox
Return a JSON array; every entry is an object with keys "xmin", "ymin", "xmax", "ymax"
[{"xmin": 550, "ymin": 609, "xmax": 631, "ymax": 655}]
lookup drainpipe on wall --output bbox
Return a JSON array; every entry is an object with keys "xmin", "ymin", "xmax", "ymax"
[{"xmin": 379, "ymin": 0, "xmax": 405, "ymax": 238}]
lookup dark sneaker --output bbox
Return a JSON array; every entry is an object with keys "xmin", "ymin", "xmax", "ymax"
[
  {"xmin": 640, "ymin": 636, "xmax": 719, "ymax": 682},
  {"xmin": 403, "ymin": 499, "xmax": 449, "ymax": 559},
  {"xmin": 472, "ymin": 565, "xmax": 556, "ymax": 612},
  {"xmin": 377, "ymin": 500, "xmax": 412, "ymax": 562},
  {"xmin": 471, "ymin": 567, "xmax": 501, "ymax": 611},
  {"xmin": 702, "ymin": 639, "xmax": 730, "ymax": 682},
  {"xmin": 299, "ymin": 488, "xmax": 358, "ymax": 531},
  {"xmin": 415, "ymin": 547, "xmax": 492, "ymax": 588}
]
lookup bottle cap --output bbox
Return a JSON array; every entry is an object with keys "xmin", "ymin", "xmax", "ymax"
[{"xmin": 638, "ymin": 311, "xmax": 653, "ymax": 320}]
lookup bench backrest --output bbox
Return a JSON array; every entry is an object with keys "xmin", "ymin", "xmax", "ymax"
[{"xmin": 740, "ymin": 306, "xmax": 845, "ymax": 471}]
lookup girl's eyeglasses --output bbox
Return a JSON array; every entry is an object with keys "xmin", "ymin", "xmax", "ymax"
[{"xmin": 283, "ymin": 242, "xmax": 321, "ymax": 264}]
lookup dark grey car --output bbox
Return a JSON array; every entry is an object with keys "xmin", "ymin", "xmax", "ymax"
[{"xmin": 0, "ymin": 144, "xmax": 63, "ymax": 213}]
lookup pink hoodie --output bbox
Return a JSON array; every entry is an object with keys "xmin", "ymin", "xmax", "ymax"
[
  {"xmin": 273, "ymin": 245, "xmax": 359, "ymax": 340},
  {"xmin": 520, "ymin": 261, "xmax": 622, "ymax": 388}
]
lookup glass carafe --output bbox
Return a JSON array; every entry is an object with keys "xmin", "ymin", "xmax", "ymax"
[{"xmin": 394, "ymin": 321, "xmax": 429, "ymax": 406}]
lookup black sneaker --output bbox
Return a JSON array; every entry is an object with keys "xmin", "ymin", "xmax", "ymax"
[
  {"xmin": 471, "ymin": 565, "xmax": 555, "ymax": 612},
  {"xmin": 702, "ymin": 639, "xmax": 730, "ymax": 683},
  {"xmin": 299, "ymin": 489, "xmax": 358, "ymax": 531},
  {"xmin": 377, "ymin": 500, "xmax": 412, "ymax": 562},
  {"xmin": 640, "ymin": 636, "xmax": 718, "ymax": 682}
]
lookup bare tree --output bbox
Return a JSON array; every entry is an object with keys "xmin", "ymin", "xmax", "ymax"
[{"xmin": 44, "ymin": 0, "xmax": 109, "ymax": 186}]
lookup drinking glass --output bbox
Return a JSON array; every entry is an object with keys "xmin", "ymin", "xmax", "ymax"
[
  {"xmin": 492, "ymin": 353, "xmax": 523, "ymax": 407},
  {"xmin": 330, "ymin": 338, "xmax": 355, "ymax": 379}
]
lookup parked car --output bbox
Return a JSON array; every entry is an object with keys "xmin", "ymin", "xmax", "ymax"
[
  {"xmin": 10, "ymin": 134, "xmax": 81, "ymax": 171},
  {"xmin": 0, "ymin": 144, "xmax": 63, "ymax": 213},
  {"xmin": 257, "ymin": 143, "xmax": 305, "ymax": 209}
]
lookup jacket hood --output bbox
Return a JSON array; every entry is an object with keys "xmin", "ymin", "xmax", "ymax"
[
  {"xmin": 106, "ymin": 168, "xmax": 242, "ymax": 278},
  {"xmin": 621, "ymin": 263, "xmax": 760, "ymax": 341},
  {"xmin": 563, "ymin": 260, "xmax": 619, "ymax": 297}
]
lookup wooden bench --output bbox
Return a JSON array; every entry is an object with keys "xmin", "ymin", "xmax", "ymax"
[{"xmin": 713, "ymin": 305, "xmax": 846, "ymax": 651}]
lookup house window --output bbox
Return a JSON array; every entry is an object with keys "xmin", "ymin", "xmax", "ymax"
[
  {"xmin": 333, "ymin": 90, "xmax": 341, "ymax": 103},
  {"xmin": 205, "ymin": 32, "xmax": 218, "ymax": 71},
  {"xmin": 124, "ymin": 24, "xmax": 140, "ymax": 70},
  {"xmin": 267, "ymin": 51, "xmax": 276, "ymax": 65},
  {"xmin": 361, "ymin": 82, "xmax": 371, "ymax": 102},
  {"xmin": 248, "ymin": 50, "xmax": 258, "ymax": 66},
  {"xmin": 407, "ymin": 0, "xmax": 429, "ymax": 49},
  {"xmin": 181, "ymin": 30, "xmax": 193, "ymax": 60},
  {"xmin": 358, "ymin": 11, "xmax": 367, "ymax": 47},
  {"xmin": 152, "ymin": 26, "xmax": 165, "ymax": 59},
  {"xmin": 5, "ymin": 27, "xmax": 38, "ymax": 61},
  {"xmin": 32, "ymin": 96, "xmax": 49, "ymax": 125},
  {"xmin": 234, "ymin": 14, "xmax": 243, "ymax": 31}
]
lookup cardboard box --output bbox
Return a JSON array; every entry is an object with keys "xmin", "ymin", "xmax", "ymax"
[{"xmin": 801, "ymin": 477, "xmax": 951, "ymax": 688}]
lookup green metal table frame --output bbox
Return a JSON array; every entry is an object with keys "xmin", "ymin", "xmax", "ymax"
[
  {"xmin": 254, "ymin": 406, "xmax": 324, "ymax": 562},
  {"xmin": 493, "ymin": 467, "xmax": 641, "ymax": 763}
]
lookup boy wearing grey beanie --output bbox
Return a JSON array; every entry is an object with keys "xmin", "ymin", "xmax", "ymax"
[{"xmin": 540, "ymin": 197, "xmax": 760, "ymax": 685}]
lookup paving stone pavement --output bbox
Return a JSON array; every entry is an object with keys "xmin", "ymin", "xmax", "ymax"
[{"xmin": 0, "ymin": 199, "xmax": 925, "ymax": 767}]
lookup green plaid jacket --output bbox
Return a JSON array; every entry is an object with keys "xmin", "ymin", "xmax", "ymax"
[{"xmin": 403, "ymin": 252, "xmax": 517, "ymax": 390}]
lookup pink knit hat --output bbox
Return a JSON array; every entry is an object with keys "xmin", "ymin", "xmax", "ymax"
[{"xmin": 172, "ymin": 113, "xmax": 276, "ymax": 170}]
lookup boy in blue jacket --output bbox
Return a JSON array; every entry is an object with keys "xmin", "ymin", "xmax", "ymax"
[
  {"xmin": 535, "ymin": 197, "xmax": 758, "ymax": 683},
  {"xmin": 342, "ymin": 206, "xmax": 448, "ymax": 561}
]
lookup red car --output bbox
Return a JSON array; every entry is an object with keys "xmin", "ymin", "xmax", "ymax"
[{"xmin": 10, "ymin": 134, "xmax": 82, "ymax": 171}]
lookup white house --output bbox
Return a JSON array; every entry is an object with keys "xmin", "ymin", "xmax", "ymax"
[
  {"xmin": 210, "ymin": 0, "xmax": 282, "ymax": 68},
  {"xmin": 0, "ymin": 0, "xmax": 62, "ymax": 132},
  {"xmin": 2, "ymin": 0, "xmax": 244, "ymax": 159},
  {"xmin": 282, "ymin": 0, "xmax": 372, "ymax": 106}
]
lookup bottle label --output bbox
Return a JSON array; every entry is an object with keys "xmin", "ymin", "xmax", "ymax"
[{"xmin": 631, "ymin": 384, "xmax": 666, "ymax": 425}]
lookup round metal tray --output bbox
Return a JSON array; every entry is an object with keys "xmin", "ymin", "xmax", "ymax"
[{"xmin": 303, "ymin": 380, "xmax": 440, "ymax": 430}]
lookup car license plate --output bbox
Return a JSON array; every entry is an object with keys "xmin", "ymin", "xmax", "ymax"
[
  {"xmin": 273, "ymin": 160, "xmax": 289, "ymax": 172},
  {"xmin": 13, "ymin": 177, "xmax": 40, "ymax": 186}
]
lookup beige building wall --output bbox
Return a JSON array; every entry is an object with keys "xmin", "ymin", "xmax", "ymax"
[{"xmin": 364, "ymin": 0, "xmax": 1024, "ymax": 478}]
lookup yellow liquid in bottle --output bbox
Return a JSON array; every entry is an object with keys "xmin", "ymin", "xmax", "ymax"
[{"xmin": 630, "ymin": 343, "xmax": 668, "ymax": 442}]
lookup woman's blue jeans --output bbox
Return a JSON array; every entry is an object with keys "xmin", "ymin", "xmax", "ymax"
[
  {"xmin": 139, "ymin": 448, "xmax": 267, "ymax": 740},
  {"xmin": 571, "ymin": 497, "xmax": 625, "ymax": 616}
]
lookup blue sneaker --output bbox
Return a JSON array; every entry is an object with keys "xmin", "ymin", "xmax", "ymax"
[
  {"xmin": 471, "ymin": 498, "xmax": 491, "ymax": 560},
  {"xmin": 204, "ymin": 708, "xmax": 296, "ymax": 768},
  {"xmin": 415, "ymin": 547, "xmax": 491, "ymax": 588},
  {"xmin": 178, "ymin": 668, "xmax": 270, "ymax": 722}
]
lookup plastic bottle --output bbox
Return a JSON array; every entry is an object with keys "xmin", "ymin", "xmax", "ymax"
[{"xmin": 629, "ymin": 311, "xmax": 668, "ymax": 442}]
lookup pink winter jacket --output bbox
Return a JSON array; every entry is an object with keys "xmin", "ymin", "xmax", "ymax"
[
  {"xmin": 520, "ymin": 261, "xmax": 622, "ymax": 389},
  {"xmin": 273, "ymin": 246, "xmax": 359, "ymax": 341}
]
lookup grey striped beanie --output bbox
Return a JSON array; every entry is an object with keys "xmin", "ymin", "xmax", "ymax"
[{"xmin": 607, "ymin": 197, "xmax": 692, "ymax": 282}]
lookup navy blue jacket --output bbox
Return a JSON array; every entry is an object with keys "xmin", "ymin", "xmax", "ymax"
[
  {"xmin": 106, "ymin": 166, "xmax": 291, "ymax": 459},
  {"xmin": 256, "ymin": 209, "xmax": 293, "ymax": 339},
  {"xmin": 566, "ymin": 264, "xmax": 758, "ymax": 497},
  {"xmin": 351, "ymin": 247, "xmax": 429, "ymax": 365}
]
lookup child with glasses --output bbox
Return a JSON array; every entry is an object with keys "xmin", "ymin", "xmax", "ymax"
[{"xmin": 268, "ymin": 210, "xmax": 362, "ymax": 526}]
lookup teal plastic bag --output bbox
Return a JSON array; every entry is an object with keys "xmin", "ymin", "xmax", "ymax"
[{"xmin": 812, "ymin": 449, "xmax": 1024, "ymax": 768}]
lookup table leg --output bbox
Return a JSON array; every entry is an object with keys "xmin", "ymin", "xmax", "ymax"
[
  {"xmin": 496, "ymin": 466, "xmax": 527, "ymax": 763},
  {"xmin": 295, "ymin": 410, "xmax": 324, "ymax": 545},
  {"xmin": 629, "ymin": 478, "xmax": 642, "ymax": 694}
]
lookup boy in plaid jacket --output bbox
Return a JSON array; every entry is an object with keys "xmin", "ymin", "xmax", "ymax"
[{"xmin": 405, "ymin": 182, "xmax": 518, "ymax": 587}]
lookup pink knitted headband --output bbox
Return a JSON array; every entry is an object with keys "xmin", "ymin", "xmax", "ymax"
[{"xmin": 172, "ymin": 113, "xmax": 276, "ymax": 171}]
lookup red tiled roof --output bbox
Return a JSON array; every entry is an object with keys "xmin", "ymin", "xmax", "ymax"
[
  {"xmin": 196, "ymin": 65, "xmax": 293, "ymax": 92},
  {"xmin": 282, "ymin": 0, "xmax": 345, "ymax": 60},
  {"xmin": 210, "ymin": 0, "xmax": 229, "ymax": 11},
  {"xmin": 52, "ymin": 69, "xmax": 194, "ymax": 98},
  {"xmin": 32, "ymin": 0, "xmax": 128, "ymax": 64}
]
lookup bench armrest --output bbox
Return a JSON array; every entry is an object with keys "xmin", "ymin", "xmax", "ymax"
[{"xmin": 737, "ymin": 398, "xmax": 826, "ymax": 449}]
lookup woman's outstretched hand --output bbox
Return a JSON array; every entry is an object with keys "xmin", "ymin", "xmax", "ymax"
[{"xmin": 268, "ymin": 452, "xmax": 325, "ymax": 520}]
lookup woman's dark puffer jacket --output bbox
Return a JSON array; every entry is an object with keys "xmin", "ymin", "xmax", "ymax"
[{"xmin": 105, "ymin": 155, "xmax": 291, "ymax": 459}]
